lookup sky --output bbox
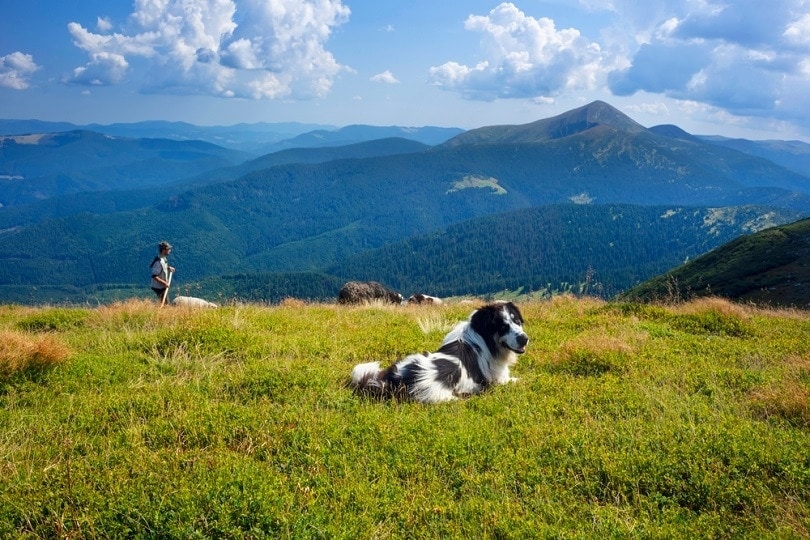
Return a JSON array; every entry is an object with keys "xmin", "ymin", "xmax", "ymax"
[{"xmin": 1, "ymin": 0, "xmax": 810, "ymax": 141}]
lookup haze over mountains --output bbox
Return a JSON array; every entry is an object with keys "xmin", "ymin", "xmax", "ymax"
[{"xmin": 0, "ymin": 101, "xmax": 808, "ymax": 305}]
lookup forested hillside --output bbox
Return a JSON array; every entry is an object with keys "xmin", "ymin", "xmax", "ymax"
[
  {"xmin": 0, "ymin": 131, "xmax": 251, "ymax": 206},
  {"xmin": 0, "ymin": 137, "xmax": 430, "ymax": 229},
  {"xmin": 326, "ymin": 204, "xmax": 802, "ymax": 298},
  {"xmin": 620, "ymin": 217, "xmax": 810, "ymax": 308},
  {"xmin": 1, "ymin": 101, "xmax": 809, "ymax": 305}
]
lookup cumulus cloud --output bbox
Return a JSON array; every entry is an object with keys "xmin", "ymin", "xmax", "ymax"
[
  {"xmin": 96, "ymin": 16, "xmax": 113, "ymax": 32},
  {"xmin": 63, "ymin": 0, "xmax": 350, "ymax": 100},
  {"xmin": 65, "ymin": 52, "xmax": 129, "ymax": 86},
  {"xmin": 0, "ymin": 52, "xmax": 40, "ymax": 90},
  {"xmin": 427, "ymin": 2, "xmax": 605, "ymax": 100},
  {"xmin": 370, "ymin": 70, "xmax": 399, "ymax": 84},
  {"xmin": 608, "ymin": 0, "xmax": 810, "ymax": 124}
]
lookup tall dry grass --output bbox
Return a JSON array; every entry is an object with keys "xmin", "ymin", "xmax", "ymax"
[{"xmin": 0, "ymin": 330, "xmax": 71, "ymax": 377}]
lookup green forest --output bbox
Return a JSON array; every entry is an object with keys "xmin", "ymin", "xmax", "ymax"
[{"xmin": 0, "ymin": 203, "xmax": 800, "ymax": 306}]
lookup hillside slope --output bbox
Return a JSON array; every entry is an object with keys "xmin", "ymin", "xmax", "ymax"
[
  {"xmin": 0, "ymin": 131, "xmax": 251, "ymax": 205},
  {"xmin": 619, "ymin": 218, "xmax": 810, "ymax": 308},
  {"xmin": 0, "ymin": 101, "xmax": 809, "ymax": 293},
  {"xmin": 326, "ymin": 204, "xmax": 803, "ymax": 298},
  {"xmin": 0, "ymin": 137, "xmax": 430, "ymax": 228}
]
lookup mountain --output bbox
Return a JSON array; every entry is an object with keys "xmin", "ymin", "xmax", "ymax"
[
  {"xmin": 440, "ymin": 100, "xmax": 645, "ymax": 147},
  {"xmin": 648, "ymin": 124, "xmax": 702, "ymax": 142},
  {"xmin": 618, "ymin": 217, "xmax": 810, "ymax": 308},
  {"xmin": 210, "ymin": 137, "xmax": 430, "ymax": 186},
  {"xmin": 0, "ymin": 119, "xmax": 461, "ymax": 154},
  {"xmin": 326, "ymin": 204, "xmax": 803, "ymax": 298},
  {"xmin": 0, "ymin": 137, "xmax": 429, "ymax": 228},
  {"xmin": 0, "ymin": 101, "xmax": 809, "ymax": 302},
  {"xmin": 6, "ymin": 204, "xmax": 801, "ymax": 306},
  {"xmin": 0, "ymin": 130, "xmax": 251, "ymax": 206},
  {"xmin": 265, "ymin": 124, "xmax": 463, "ymax": 152},
  {"xmin": 699, "ymin": 136, "xmax": 810, "ymax": 178},
  {"xmin": 0, "ymin": 119, "xmax": 335, "ymax": 153}
]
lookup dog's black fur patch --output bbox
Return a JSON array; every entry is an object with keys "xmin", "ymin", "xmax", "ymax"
[{"xmin": 350, "ymin": 301, "xmax": 529, "ymax": 403}]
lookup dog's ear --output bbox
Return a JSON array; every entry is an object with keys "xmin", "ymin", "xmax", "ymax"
[{"xmin": 470, "ymin": 304, "xmax": 498, "ymax": 333}]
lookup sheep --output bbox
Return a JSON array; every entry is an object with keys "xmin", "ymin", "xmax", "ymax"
[
  {"xmin": 173, "ymin": 295, "xmax": 218, "ymax": 308},
  {"xmin": 407, "ymin": 293, "xmax": 443, "ymax": 305},
  {"xmin": 338, "ymin": 281, "xmax": 403, "ymax": 305}
]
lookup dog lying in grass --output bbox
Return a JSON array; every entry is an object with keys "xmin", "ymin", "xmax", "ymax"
[{"xmin": 350, "ymin": 301, "xmax": 529, "ymax": 403}]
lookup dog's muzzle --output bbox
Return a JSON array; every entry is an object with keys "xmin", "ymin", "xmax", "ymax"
[{"xmin": 509, "ymin": 333, "xmax": 529, "ymax": 354}]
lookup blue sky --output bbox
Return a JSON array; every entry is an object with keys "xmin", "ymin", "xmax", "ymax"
[{"xmin": 1, "ymin": 0, "xmax": 809, "ymax": 141}]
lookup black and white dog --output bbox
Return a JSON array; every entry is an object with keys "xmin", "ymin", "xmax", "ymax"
[{"xmin": 350, "ymin": 301, "xmax": 529, "ymax": 403}]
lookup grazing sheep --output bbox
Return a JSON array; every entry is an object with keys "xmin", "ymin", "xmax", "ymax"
[
  {"xmin": 338, "ymin": 281, "xmax": 403, "ymax": 305},
  {"xmin": 173, "ymin": 295, "xmax": 218, "ymax": 308},
  {"xmin": 407, "ymin": 293, "xmax": 443, "ymax": 305}
]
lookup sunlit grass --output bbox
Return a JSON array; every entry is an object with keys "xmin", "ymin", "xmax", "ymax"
[
  {"xmin": 0, "ymin": 329, "xmax": 71, "ymax": 377},
  {"xmin": 0, "ymin": 297, "xmax": 807, "ymax": 538}
]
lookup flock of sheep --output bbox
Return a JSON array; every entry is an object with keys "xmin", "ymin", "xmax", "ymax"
[
  {"xmin": 337, "ymin": 280, "xmax": 442, "ymax": 305},
  {"xmin": 170, "ymin": 280, "xmax": 440, "ymax": 308}
]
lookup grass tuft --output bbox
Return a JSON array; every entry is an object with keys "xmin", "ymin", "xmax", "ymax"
[
  {"xmin": 748, "ymin": 354, "xmax": 810, "ymax": 427},
  {"xmin": 0, "ymin": 329, "xmax": 71, "ymax": 378},
  {"xmin": 0, "ymin": 298, "xmax": 807, "ymax": 538}
]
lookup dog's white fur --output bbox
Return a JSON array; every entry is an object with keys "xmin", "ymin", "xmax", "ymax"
[
  {"xmin": 350, "ymin": 301, "xmax": 528, "ymax": 403},
  {"xmin": 173, "ymin": 295, "xmax": 218, "ymax": 308}
]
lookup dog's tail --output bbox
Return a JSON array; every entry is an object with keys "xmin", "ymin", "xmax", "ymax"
[{"xmin": 350, "ymin": 361, "xmax": 386, "ymax": 395}]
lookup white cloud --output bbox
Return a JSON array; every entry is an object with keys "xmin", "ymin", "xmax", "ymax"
[
  {"xmin": 97, "ymin": 16, "xmax": 113, "ymax": 32},
  {"xmin": 784, "ymin": 13, "xmax": 810, "ymax": 45},
  {"xmin": 370, "ymin": 70, "xmax": 399, "ymax": 84},
  {"xmin": 624, "ymin": 101, "xmax": 670, "ymax": 116},
  {"xmin": 427, "ymin": 3, "xmax": 606, "ymax": 100},
  {"xmin": 0, "ymin": 51, "xmax": 40, "ymax": 90},
  {"xmin": 607, "ymin": 0, "xmax": 810, "ymax": 126},
  {"xmin": 65, "ymin": 52, "xmax": 129, "ymax": 86},
  {"xmin": 64, "ymin": 0, "xmax": 351, "ymax": 100}
]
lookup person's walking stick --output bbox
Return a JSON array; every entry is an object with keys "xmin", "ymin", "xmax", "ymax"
[{"xmin": 160, "ymin": 270, "xmax": 174, "ymax": 307}]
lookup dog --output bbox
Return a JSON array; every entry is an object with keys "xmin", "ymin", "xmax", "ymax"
[{"xmin": 350, "ymin": 301, "xmax": 529, "ymax": 403}]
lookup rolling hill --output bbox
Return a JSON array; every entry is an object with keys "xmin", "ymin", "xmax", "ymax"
[
  {"xmin": 619, "ymin": 217, "xmax": 810, "ymax": 308},
  {"xmin": 0, "ymin": 119, "xmax": 335, "ymax": 153},
  {"xmin": 0, "ymin": 130, "xmax": 252, "ymax": 206},
  {"xmin": 0, "ymin": 137, "xmax": 430, "ymax": 228},
  {"xmin": 0, "ymin": 101, "xmax": 808, "ymax": 303},
  {"xmin": 263, "ymin": 124, "xmax": 464, "ymax": 152},
  {"xmin": 0, "ymin": 119, "xmax": 462, "ymax": 154},
  {"xmin": 325, "ymin": 204, "xmax": 804, "ymax": 299}
]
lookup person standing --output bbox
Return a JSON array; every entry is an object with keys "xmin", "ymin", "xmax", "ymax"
[{"xmin": 150, "ymin": 241, "xmax": 176, "ymax": 302}]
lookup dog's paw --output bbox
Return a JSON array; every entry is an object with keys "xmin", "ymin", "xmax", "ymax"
[{"xmin": 508, "ymin": 377, "xmax": 519, "ymax": 383}]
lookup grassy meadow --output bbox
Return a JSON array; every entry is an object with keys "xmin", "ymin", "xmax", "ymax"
[{"xmin": 0, "ymin": 296, "xmax": 808, "ymax": 538}]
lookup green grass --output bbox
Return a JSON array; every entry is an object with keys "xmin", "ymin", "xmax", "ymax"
[{"xmin": 0, "ymin": 296, "xmax": 808, "ymax": 538}]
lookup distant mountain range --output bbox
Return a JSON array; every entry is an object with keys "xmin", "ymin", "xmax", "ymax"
[
  {"xmin": 0, "ymin": 119, "xmax": 333, "ymax": 154},
  {"xmin": 0, "ymin": 100, "xmax": 808, "ymax": 304},
  {"xmin": 0, "ymin": 136, "xmax": 429, "ymax": 226},
  {"xmin": 0, "ymin": 119, "xmax": 463, "ymax": 154},
  {"xmin": 0, "ymin": 130, "xmax": 251, "ymax": 206},
  {"xmin": 620, "ymin": 217, "xmax": 810, "ymax": 308}
]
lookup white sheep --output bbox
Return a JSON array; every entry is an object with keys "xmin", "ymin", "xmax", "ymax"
[{"xmin": 172, "ymin": 295, "xmax": 218, "ymax": 308}]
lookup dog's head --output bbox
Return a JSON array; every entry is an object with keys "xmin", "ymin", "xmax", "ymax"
[{"xmin": 470, "ymin": 301, "xmax": 529, "ymax": 357}]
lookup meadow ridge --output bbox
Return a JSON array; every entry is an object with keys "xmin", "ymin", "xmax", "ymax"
[{"xmin": 0, "ymin": 296, "xmax": 808, "ymax": 538}]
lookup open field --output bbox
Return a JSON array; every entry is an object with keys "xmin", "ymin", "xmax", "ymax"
[{"xmin": 0, "ymin": 297, "xmax": 808, "ymax": 538}]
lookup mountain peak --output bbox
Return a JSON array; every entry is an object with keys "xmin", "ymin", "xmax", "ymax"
[{"xmin": 442, "ymin": 100, "xmax": 647, "ymax": 147}]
